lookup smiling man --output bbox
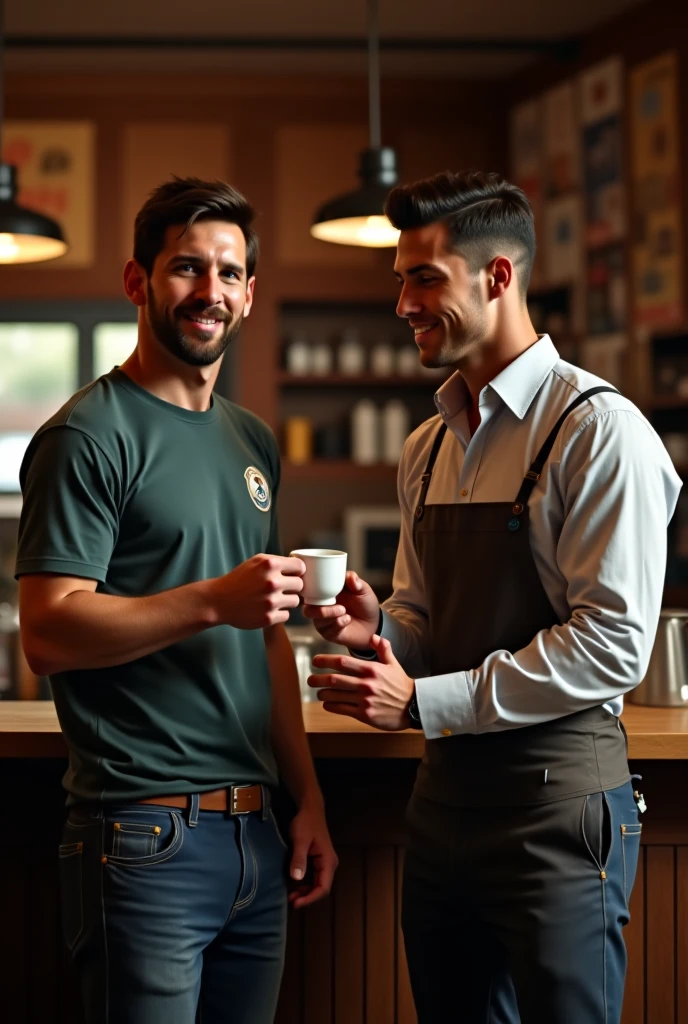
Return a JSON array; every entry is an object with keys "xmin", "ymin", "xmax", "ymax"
[
  {"xmin": 15, "ymin": 177, "xmax": 337, "ymax": 1024},
  {"xmin": 303, "ymin": 171, "xmax": 681, "ymax": 1024}
]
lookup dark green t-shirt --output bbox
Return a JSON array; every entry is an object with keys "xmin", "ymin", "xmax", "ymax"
[{"xmin": 15, "ymin": 368, "xmax": 282, "ymax": 803}]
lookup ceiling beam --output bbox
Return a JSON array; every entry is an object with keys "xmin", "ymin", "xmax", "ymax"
[{"xmin": 5, "ymin": 35, "xmax": 580, "ymax": 59}]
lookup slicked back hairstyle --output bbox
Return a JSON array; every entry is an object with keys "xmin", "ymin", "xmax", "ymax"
[
  {"xmin": 385, "ymin": 171, "xmax": 535, "ymax": 299},
  {"xmin": 133, "ymin": 176, "xmax": 259, "ymax": 278}
]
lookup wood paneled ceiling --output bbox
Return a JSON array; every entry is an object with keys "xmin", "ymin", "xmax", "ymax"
[{"xmin": 6, "ymin": 0, "xmax": 643, "ymax": 79}]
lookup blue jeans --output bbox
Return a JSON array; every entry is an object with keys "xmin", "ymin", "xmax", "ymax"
[
  {"xmin": 59, "ymin": 792, "xmax": 289, "ymax": 1024},
  {"xmin": 402, "ymin": 780, "xmax": 642, "ymax": 1024}
]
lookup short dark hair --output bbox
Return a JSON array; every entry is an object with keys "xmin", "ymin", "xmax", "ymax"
[
  {"xmin": 385, "ymin": 171, "xmax": 535, "ymax": 298},
  {"xmin": 133, "ymin": 176, "xmax": 259, "ymax": 278}
]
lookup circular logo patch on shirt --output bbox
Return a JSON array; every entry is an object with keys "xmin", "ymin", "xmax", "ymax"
[{"xmin": 244, "ymin": 466, "xmax": 271, "ymax": 512}]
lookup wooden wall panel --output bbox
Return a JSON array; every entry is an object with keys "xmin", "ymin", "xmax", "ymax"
[
  {"xmin": 366, "ymin": 847, "xmax": 397, "ymax": 1024},
  {"xmin": 333, "ymin": 849, "xmax": 364, "ymax": 1024},
  {"xmin": 396, "ymin": 848, "xmax": 417, "ymax": 1024},
  {"xmin": 621, "ymin": 848, "xmax": 645, "ymax": 1024},
  {"xmin": 645, "ymin": 846, "xmax": 675, "ymax": 1024},
  {"xmin": 275, "ymin": 124, "xmax": 377, "ymax": 268},
  {"xmin": 275, "ymin": 907, "xmax": 304, "ymax": 1024},
  {"xmin": 121, "ymin": 122, "xmax": 231, "ymax": 260},
  {"xmin": 303, "ymin": 891, "xmax": 333, "ymax": 1024},
  {"xmin": 3, "ymin": 759, "xmax": 688, "ymax": 1024},
  {"xmin": 677, "ymin": 848, "xmax": 688, "ymax": 1024}
]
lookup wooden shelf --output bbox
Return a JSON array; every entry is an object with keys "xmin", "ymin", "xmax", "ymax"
[
  {"xmin": 281, "ymin": 460, "xmax": 398, "ymax": 481},
  {"xmin": 277, "ymin": 372, "xmax": 443, "ymax": 387},
  {"xmin": 648, "ymin": 393, "xmax": 688, "ymax": 410},
  {"xmin": 664, "ymin": 585, "xmax": 688, "ymax": 608}
]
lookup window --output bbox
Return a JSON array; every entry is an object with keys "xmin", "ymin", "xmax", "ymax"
[
  {"xmin": 93, "ymin": 322, "xmax": 138, "ymax": 379},
  {"xmin": 0, "ymin": 323, "xmax": 79, "ymax": 492},
  {"xmin": 0, "ymin": 300, "xmax": 235, "ymax": 505}
]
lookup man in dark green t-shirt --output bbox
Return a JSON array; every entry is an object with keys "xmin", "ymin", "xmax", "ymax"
[{"xmin": 16, "ymin": 177, "xmax": 337, "ymax": 1024}]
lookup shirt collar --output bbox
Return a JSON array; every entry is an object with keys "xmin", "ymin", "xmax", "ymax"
[{"xmin": 434, "ymin": 335, "xmax": 559, "ymax": 423}]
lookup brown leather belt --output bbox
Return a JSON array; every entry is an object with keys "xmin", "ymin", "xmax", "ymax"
[{"xmin": 136, "ymin": 784, "xmax": 263, "ymax": 814}]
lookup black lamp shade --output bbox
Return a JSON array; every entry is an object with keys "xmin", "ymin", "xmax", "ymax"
[
  {"xmin": 0, "ymin": 164, "xmax": 68, "ymax": 264},
  {"xmin": 310, "ymin": 147, "xmax": 400, "ymax": 248}
]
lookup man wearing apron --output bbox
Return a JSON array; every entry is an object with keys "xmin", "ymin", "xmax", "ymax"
[{"xmin": 304, "ymin": 171, "xmax": 681, "ymax": 1023}]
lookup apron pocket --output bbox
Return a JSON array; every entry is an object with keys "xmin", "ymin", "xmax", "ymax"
[
  {"xmin": 581, "ymin": 792, "xmax": 612, "ymax": 874},
  {"xmin": 58, "ymin": 841, "xmax": 84, "ymax": 951}
]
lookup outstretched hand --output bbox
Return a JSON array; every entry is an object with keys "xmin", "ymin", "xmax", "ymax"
[{"xmin": 309, "ymin": 633, "xmax": 415, "ymax": 731}]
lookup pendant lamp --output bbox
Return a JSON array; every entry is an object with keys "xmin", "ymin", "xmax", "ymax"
[
  {"xmin": 0, "ymin": 0, "xmax": 67, "ymax": 264},
  {"xmin": 310, "ymin": 0, "xmax": 400, "ymax": 248}
]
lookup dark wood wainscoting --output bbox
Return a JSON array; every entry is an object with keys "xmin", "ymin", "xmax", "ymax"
[{"xmin": 1, "ymin": 759, "xmax": 686, "ymax": 1023}]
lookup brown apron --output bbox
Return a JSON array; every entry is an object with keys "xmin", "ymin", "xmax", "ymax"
[{"xmin": 412, "ymin": 386, "xmax": 630, "ymax": 808}]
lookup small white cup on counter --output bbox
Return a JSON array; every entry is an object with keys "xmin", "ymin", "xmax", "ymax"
[{"xmin": 290, "ymin": 548, "xmax": 347, "ymax": 606}]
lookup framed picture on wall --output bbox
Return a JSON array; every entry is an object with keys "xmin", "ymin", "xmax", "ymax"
[{"xmin": 344, "ymin": 505, "xmax": 401, "ymax": 587}]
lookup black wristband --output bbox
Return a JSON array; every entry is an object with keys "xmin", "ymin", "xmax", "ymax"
[
  {"xmin": 349, "ymin": 609, "xmax": 384, "ymax": 659},
  {"xmin": 407, "ymin": 691, "xmax": 423, "ymax": 729}
]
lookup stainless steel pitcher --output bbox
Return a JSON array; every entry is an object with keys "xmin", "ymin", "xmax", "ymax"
[{"xmin": 628, "ymin": 608, "xmax": 688, "ymax": 707}]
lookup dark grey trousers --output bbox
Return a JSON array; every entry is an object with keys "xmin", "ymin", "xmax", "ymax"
[{"xmin": 402, "ymin": 780, "xmax": 642, "ymax": 1024}]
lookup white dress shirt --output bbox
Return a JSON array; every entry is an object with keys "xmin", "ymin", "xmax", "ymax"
[{"xmin": 380, "ymin": 335, "xmax": 682, "ymax": 739}]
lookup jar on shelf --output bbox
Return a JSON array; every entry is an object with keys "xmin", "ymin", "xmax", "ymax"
[
  {"xmin": 284, "ymin": 417, "xmax": 313, "ymax": 464},
  {"xmin": 350, "ymin": 399, "xmax": 379, "ymax": 465},
  {"xmin": 311, "ymin": 342, "xmax": 333, "ymax": 376},
  {"xmin": 370, "ymin": 341, "xmax": 395, "ymax": 377},
  {"xmin": 397, "ymin": 345, "xmax": 419, "ymax": 376},
  {"xmin": 285, "ymin": 332, "xmax": 311, "ymax": 375},
  {"xmin": 337, "ymin": 328, "xmax": 366, "ymax": 376},
  {"xmin": 382, "ymin": 399, "xmax": 410, "ymax": 464}
]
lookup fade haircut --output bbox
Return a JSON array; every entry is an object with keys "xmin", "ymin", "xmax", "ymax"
[
  {"xmin": 133, "ymin": 176, "xmax": 259, "ymax": 278},
  {"xmin": 385, "ymin": 171, "xmax": 535, "ymax": 299}
]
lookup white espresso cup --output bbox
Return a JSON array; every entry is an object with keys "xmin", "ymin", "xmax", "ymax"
[{"xmin": 290, "ymin": 548, "xmax": 348, "ymax": 606}]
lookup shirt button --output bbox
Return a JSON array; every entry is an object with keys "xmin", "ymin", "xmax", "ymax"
[
  {"xmin": 460, "ymin": 489, "xmax": 468, "ymax": 497},
  {"xmin": 442, "ymin": 728, "xmax": 452, "ymax": 736}
]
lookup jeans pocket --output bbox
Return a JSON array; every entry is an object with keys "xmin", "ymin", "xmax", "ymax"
[
  {"xmin": 105, "ymin": 809, "xmax": 184, "ymax": 867},
  {"xmin": 58, "ymin": 841, "xmax": 84, "ymax": 951},
  {"xmin": 620, "ymin": 823, "xmax": 642, "ymax": 905}
]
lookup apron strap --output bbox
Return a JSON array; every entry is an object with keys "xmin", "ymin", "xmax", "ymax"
[
  {"xmin": 513, "ymin": 386, "xmax": 620, "ymax": 510},
  {"xmin": 415, "ymin": 422, "xmax": 448, "ymax": 521}
]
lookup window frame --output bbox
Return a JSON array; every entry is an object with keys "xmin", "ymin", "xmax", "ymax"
[{"xmin": 0, "ymin": 300, "xmax": 237, "ymax": 511}]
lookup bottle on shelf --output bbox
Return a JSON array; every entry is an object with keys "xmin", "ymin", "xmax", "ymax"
[
  {"xmin": 284, "ymin": 417, "xmax": 314, "ymax": 464},
  {"xmin": 311, "ymin": 342, "xmax": 333, "ymax": 376},
  {"xmin": 285, "ymin": 331, "xmax": 311, "ymax": 375},
  {"xmin": 397, "ymin": 344, "xmax": 419, "ymax": 376},
  {"xmin": 370, "ymin": 340, "xmax": 395, "ymax": 377},
  {"xmin": 382, "ymin": 399, "xmax": 411, "ymax": 464},
  {"xmin": 350, "ymin": 399, "xmax": 379, "ymax": 465},
  {"xmin": 337, "ymin": 327, "xmax": 366, "ymax": 376}
]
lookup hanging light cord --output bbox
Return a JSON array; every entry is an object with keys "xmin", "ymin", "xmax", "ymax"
[
  {"xmin": 0, "ymin": 0, "xmax": 5, "ymax": 160},
  {"xmin": 367, "ymin": 0, "xmax": 381, "ymax": 150}
]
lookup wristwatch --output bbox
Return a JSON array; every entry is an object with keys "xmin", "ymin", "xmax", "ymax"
[{"xmin": 407, "ymin": 690, "xmax": 423, "ymax": 730}]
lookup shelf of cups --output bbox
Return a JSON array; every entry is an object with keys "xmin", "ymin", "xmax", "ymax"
[
  {"xmin": 281, "ymin": 460, "xmax": 399, "ymax": 481},
  {"xmin": 277, "ymin": 372, "xmax": 443, "ymax": 388}
]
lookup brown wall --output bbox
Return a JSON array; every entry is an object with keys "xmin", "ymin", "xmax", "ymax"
[{"xmin": 1, "ymin": 72, "xmax": 508, "ymax": 428}]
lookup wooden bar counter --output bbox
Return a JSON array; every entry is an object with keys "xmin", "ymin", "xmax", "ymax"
[{"xmin": 1, "ymin": 701, "xmax": 687, "ymax": 1024}]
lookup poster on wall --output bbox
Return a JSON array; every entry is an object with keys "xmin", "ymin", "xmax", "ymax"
[
  {"xmin": 579, "ymin": 334, "xmax": 628, "ymax": 389},
  {"xmin": 587, "ymin": 243, "xmax": 627, "ymax": 334},
  {"xmin": 511, "ymin": 98, "xmax": 544, "ymax": 288},
  {"xmin": 580, "ymin": 57, "xmax": 626, "ymax": 249},
  {"xmin": 543, "ymin": 195, "xmax": 583, "ymax": 285},
  {"xmin": 630, "ymin": 51, "xmax": 683, "ymax": 328},
  {"xmin": 2, "ymin": 121, "xmax": 95, "ymax": 268},
  {"xmin": 544, "ymin": 81, "xmax": 579, "ymax": 199}
]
